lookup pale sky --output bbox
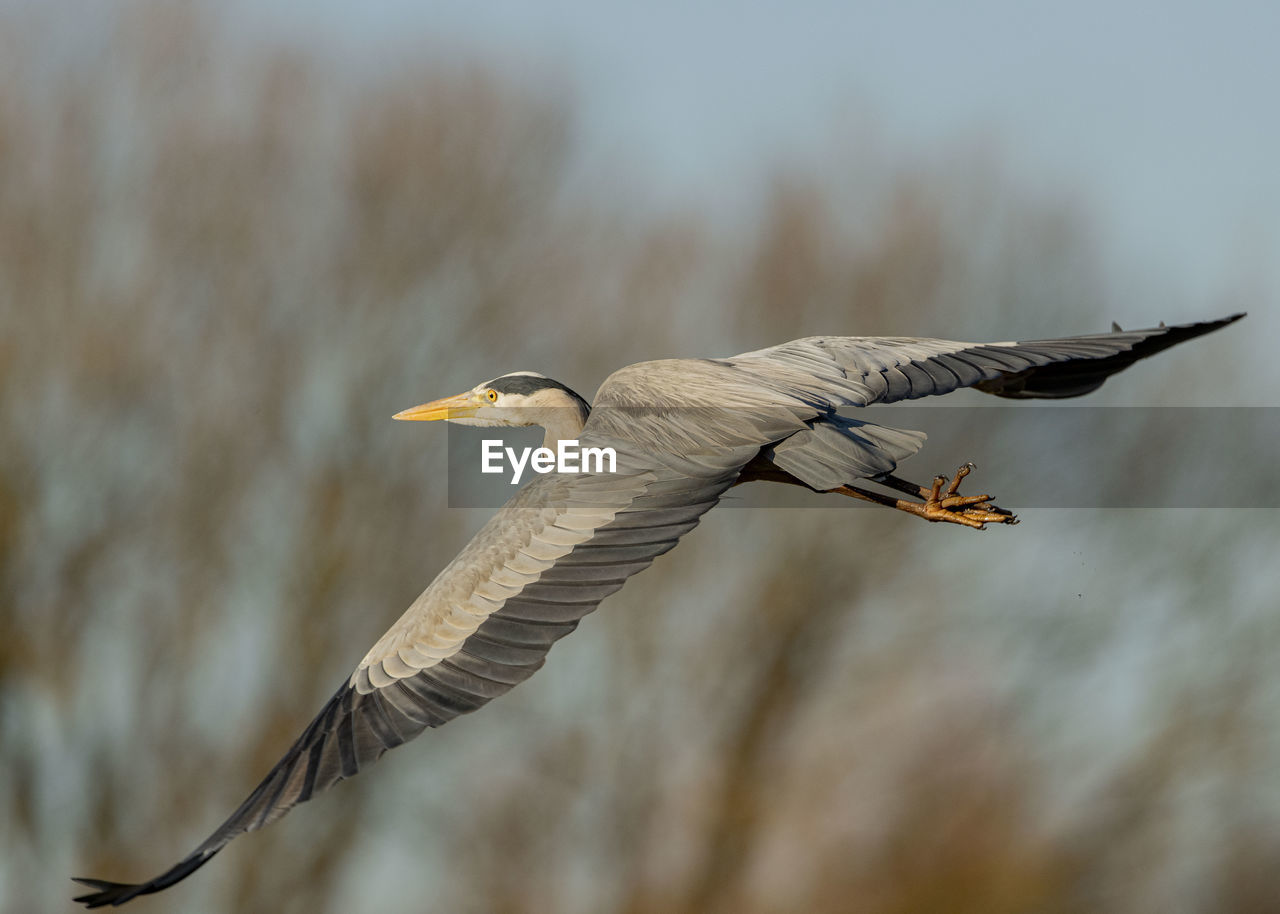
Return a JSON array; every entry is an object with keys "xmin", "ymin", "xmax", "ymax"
[{"xmin": 239, "ymin": 0, "xmax": 1280, "ymax": 305}]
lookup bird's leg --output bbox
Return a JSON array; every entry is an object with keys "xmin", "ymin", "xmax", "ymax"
[
  {"xmin": 875, "ymin": 465, "xmax": 977, "ymax": 502},
  {"xmin": 829, "ymin": 463, "xmax": 1018, "ymax": 530},
  {"xmin": 872, "ymin": 473, "xmax": 934, "ymax": 500}
]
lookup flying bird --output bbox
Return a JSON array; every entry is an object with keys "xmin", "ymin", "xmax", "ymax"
[{"xmin": 74, "ymin": 313, "xmax": 1242, "ymax": 906}]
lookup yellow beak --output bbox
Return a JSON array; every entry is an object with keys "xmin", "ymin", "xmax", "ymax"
[{"xmin": 393, "ymin": 391, "xmax": 480, "ymax": 422}]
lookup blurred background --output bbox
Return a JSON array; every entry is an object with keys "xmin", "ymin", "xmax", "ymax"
[{"xmin": 1, "ymin": 2, "xmax": 1277, "ymax": 912}]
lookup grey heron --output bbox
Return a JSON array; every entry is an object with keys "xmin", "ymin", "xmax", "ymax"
[{"xmin": 74, "ymin": 313, "xmax": 1242, "ymax": 906}]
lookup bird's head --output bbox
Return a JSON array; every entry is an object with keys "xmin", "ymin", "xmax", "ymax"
[{"xmin": 395, "ymin": 372, "xmax": 590, "ymax": 445}]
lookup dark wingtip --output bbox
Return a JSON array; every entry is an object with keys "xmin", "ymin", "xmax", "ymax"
[
  {"xmin": 1166, "ymin": 312, "xmax": 1245, "ymax": 332},
  {"xmin": 72, "ymin": 851, "xmax": 216, "ymax": 908},
  {"xmin": 1160, "ymin": 312, "xmax": 1246, "ymax": 337},
  {"xmin": 1115, "ymin": 313, "xmax": 1243, "ymax": 335},
  {"xmin": 72, "ymin": 877, "xmax": 146, "ymax": 908},
  {"xmin": 1201, "ymin": 311, "xmax": 1246, "ymax": 333}
]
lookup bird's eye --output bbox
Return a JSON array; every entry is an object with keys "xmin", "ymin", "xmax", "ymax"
[{"xmin": 486, "ymin": 389, "xmax": 498, "ymax": 402}]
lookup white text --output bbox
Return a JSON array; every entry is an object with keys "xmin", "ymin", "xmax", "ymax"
[{"xmin": 482, "ymin": 439, "xmax": 617, "ymax": 484}]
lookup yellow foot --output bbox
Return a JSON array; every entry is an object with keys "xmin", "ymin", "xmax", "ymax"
[{"xmin": 900, "ymin": 464, "xmax": 1018, "ymax": 529}]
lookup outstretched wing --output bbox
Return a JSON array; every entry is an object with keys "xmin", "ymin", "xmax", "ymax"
[
  {"xmin": 584, "ymin": 314, "xmax": 1243, "ymax": 494},
  {"xmin": 723, "ymin": 314, "xmax": 1244, "ymax": 406},
  {"xmin": 74, "ymin": 437, "xmax": 755, "ymax": 907}
]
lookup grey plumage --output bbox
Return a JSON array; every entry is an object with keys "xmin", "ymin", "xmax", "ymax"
[{"xmin": 74, "ymin": 313, "xmax": 1242, "ymax": 907}]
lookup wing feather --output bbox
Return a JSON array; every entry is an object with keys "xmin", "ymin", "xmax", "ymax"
[
  {"xmin": 717, "ymin": 314, "xmax": 1243, "ymax": 408},
  {"xmin": 74, "ymin": 443, "xmax": 745, "ymax": 908}
]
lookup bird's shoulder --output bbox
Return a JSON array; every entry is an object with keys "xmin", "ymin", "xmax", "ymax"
[
  {"xmin": 592, "ymin": 336, "xmax": 981, "ymax": 406},
  {"xmin": 591, "ymin": 358, "xmax": 755, "ymax": 408}
]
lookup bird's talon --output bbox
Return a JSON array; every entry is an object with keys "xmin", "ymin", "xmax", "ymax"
[{"xmin": 909, "ymin": 464, "xmax": 1017, "ymax": 529}]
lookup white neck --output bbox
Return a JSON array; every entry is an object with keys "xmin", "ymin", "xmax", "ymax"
[{"xmin": 539, "ymin": 408, "xmax": 588, "ymax": 450}]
